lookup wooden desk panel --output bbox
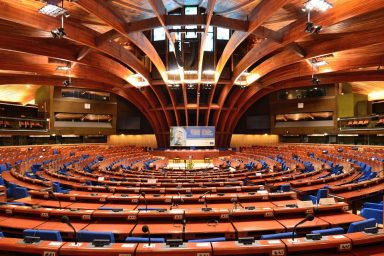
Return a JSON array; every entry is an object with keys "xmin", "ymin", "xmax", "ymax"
[
  {"xmin": 282, "ymin": 235, "xmax": 352, "ymax": 253},
  {"xmin": 0, "ymin": 238, "xmax": 62, "ymax": 255},
  {"xmin": 133, "ymin": 223, "xmax": 183, "ymax": 239},
  {"xmin": 212, "ymin": 240, "xmax": 286, "ymax": 256},
  {"xmin": 68, "ymin": 202, "xmax": 105, "ymax": 210},
  {"xmin": 344, "ymin": 230, "xmax": 384, "ymax": 246},
  {"xmin": 99, "ymin": 203, "xmax": 138, "ymax": 210},
  {"xmin": 0, "ymin": 216, "xmax": 45, "ymax": 230},
  {"xmin": 277, "ymin": 217, "xmax": 329, "ymax": 231},
  {"xmin": 318, "ymin": 213, "xmax": 365, "ymax": 226},
  {"xmin": 60, "ymin": 242, "xmax": 137, "ymax": 256},
  {"xmin": 234, "ymin": 220, "xmax": 285, "ymax": 237},
  {"xmin": 83, "ymin": 221, "xmax": 135, "ymax": 235},
  {"xmin": 135, "ymin": 242, "xmax": 212, "ymax": 256},
  {"xmin": 34, "ymin": 220, "xmax": 89, "ymax": 233},
  {"xmin": 185, "ymin": 222, "xmax": 235, "ymax": 240}
]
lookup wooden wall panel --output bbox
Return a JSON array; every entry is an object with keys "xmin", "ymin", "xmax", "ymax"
[
  {"xmin": 108, "ymin": 134, "xmax": 157, "ymax": 147},
  {"xmin": 230, "ymin": 134, "xmax": 279, "ymax": 147}
]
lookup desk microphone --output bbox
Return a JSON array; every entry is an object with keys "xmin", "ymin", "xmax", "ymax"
[
  {"xmin": 61, "ymin": 215, "xmax": 78, "ymax": 244},
  {"xmin": 142, "ymin": 225, "xmax": 151, "ymax": 246},
  {"xmin": 199, "ymin": 191, "xmax": 211, "ymax": 199},
  {"xmin": 48, "ymin": 190, "xmax": 62, "ymax": 209},
  {"xmin": 228, "ymin": 214, "xmax": 239, "ymax": 239},
  {"xmin": 141, "ymin": 192, "xmax": 148, "ymax": 212},
  {"xmin": 292, "ymin": 214, "xmax": 314, "ymax": 241},
  {"xmin": 178, "ymin": 192, "xmax": 184, "ymax": 203}
]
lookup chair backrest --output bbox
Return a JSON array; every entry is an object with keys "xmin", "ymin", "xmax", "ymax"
[
  {"xmin": 260, "ymin": 232, "xmax": 296, "ymax": 240},
  {"xmin": 317, "ymin": 188, "xmax": 328, "ymax": 200},
  {"xmin": 78, "ymin": 231, "xmax": 115, "ymax": 243},
  {"xmin": 310, "ymin": 227, "xmax": 344, "ymax": 235},
  {"xmin": 347, "ymin": 218, "xmax": 377, "ymax": 233},
  {"xmin": 13, "ymin": 187, "xmax": 29, "ymax": 200},
  {"xmin": 361, "ymin": 208, "xmax": 383, "ymax": 224},
  {"xmin": 280, "ymin": 184, "xmax": 291, "ymax": 192},
  {"xmin": 125, "ymin": 237, "xmax": 165, "ymax": 243},
  {"xmin": 188, "ymin": 237, "xmax": 226, "ymax": 242},
  {"xmin": 23, "ymin": 229, "xmax": 62, "ymax": 241},
  {"xmin": 363, "ymin": 202, "xmax": 383, "ymax": 210},
  {"xmin": 0, "ymin": 232, "xmax": 4, "ymax": 237}
]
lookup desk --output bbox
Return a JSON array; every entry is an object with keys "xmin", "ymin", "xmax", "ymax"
[
  {"xmin": 0, "ymin": 216, "xmax": 44, "ymax": 230},
  {"xmin": 67, "ymin": 202, "xmax": 105, "ymax": 210},
  {"xmin": 318, "ymin": 212, "xmax": 365, "ymax": 226},
  {"xmin": 135, "ymin": 242, "xmax": 212, "ymax": 256},
  {"xmin": 344, "ymin": 230, "xmax": 384, "ymax": 246},
  {"xmin": 185, "ymin": 222, "xmax": 235, "ymax": 240},
  {"xmin": 0, "ymin": 237, "xmax": 62, "ymax": 255},
  {"xmin": 234, "ymin": 220, "xmax": 285, "ymax": 237},
  {"xmin": 15, "ymin": 198, "xmax": 74, "ymax": 208},
  {"xmin": 132, "ymin": 223, "xmax": 183, "ymax": 239},
  {"xmin": 60, "ymin": 242, "xmax": 137, "ymax": 256},
  {"xmin": 83, "ymin": 221, "xmax": 134, "ymax": 240},
  {"xmin": 212, "ymin": 240, "xmax": 286, "ymax": 256},
  {"xmin": 282, "ymin": 235, "xmax": 352, "ymax": 253},
  {"xmin": 0, "ymin": 186, "xmax": 6, "ymax": 202},
  {"xmin": 277, "ymin": 217, "xmax": 329, "ymax": 231}
]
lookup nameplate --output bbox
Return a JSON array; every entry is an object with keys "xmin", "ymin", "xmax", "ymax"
[
  {"xmin": 297, "ymin": 200, "xmax": 314, "ymax": 208},
  {"xmin": 121, "ymin": 243, "xmax": 135, "ymax": 248},
  {"xmin": 196, "ymin": 242, "xmax": 210, "ymax": 247},
  {"xmin": 319, "ymin": 197, "xmax": 336, "ymax": 205}
]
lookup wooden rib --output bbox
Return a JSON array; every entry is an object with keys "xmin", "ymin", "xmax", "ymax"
[
  {"xmin": 126, "ymin": 14, "xmax": 248, "ymax": 33},
  {"xmin": 208, "ymin": 0, "xmax": 291, "ymax": 127},
  {"xmin": 76, "ymin": 0, "xmax": 173, "ymax": 128},
  {"xmin": 0, "ymin": 1, "xmax": 149, "ymax": 80},
  {"xmin": 197, "ymin": 0, "xmax": 217, "ymax": 126},
  {"xmin": 95, "ymin": 29, "xmax": 119, "ymax": 46},
  {"xmin": 147, "ymin": 0, "xmax": 181, "ymax": 126}
]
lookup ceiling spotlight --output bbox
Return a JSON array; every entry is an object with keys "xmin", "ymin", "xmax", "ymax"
[
  {"xmin": 313, "ymin": 25, "xmax": 322, "ymax": 34},
  {"xmin": 51, "ymin": 27, "xmax": 66, "ymax": 38},
  {"xmin": 39, "ymin": 1, "xmax": 67, "ymax": 17},
  {"xmin": 304, "ymin": 0, "xmax": 333, "ymax": 12},
  {"xmin": 305, "ymin": 22, "xmax": 322, "ymax": 34},
  {"xmin": 312, "ymin": 76, "xmax": 320, "ymax": 85},
  {"xmin": 63, "ymin": 79, "xmax": 71, "ymax": 87}
]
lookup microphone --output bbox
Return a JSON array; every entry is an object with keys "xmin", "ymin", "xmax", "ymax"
[
  {"xmin": 199, "ymin": 191, "xmax": 211, "ymax": 199},
  {"xmin": 228, "ymin": 214, "xmax": 238, "ymax": 239},
  {"xmin": 48, "ymin": 190, "xmax": 62, "ymax": 209},
  {"xmin": 178, "ymin": 192, "xmax": 184, "ymax": 204},
  {"xmin": 292, "ymin": 214, "xmax": 314, "ymax": 241},
  {"xmin": 141, "ymin": 192, "xmax": 148, "ymax": 212},
  {"xmin": 142, "ymin": 225, "xmax": 151, "ymax": 246},
  {"xmin": 61, "ymin": 216, "xmax": 78, "ymax": 244}
]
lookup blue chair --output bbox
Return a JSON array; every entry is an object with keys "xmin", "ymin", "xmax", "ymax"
[
  {"xmin": 347, "ymin": 218, "xmax": 377, "ymax": 233},
  {"xmin": 78, "ymin": 231, "xmax": 115, "ymax": 243},
  {"xmin": 125, "ymin": 237, "xmax": 165, "ymax": 243},
  {"xmin": 310, "ymin": 227, "xmax": 344, "ymax": 235},
  {"xmin": 52, "ymin": 182, "xmax": 70, "ymax": 194},
  {"xmin": 0, "ymin": 232, "xmax": 4, "ymax": 237},
  {"xmin": 188, "ymin": 237, "xmax": 226, "ymax": 242},
  {"xmin": 13, "ymin": 187, "xmax": 29, "ymax": 200},
  {"xmin": 23, "ymin": 229, "xmax": 62, "ymax": 241},
  {"xmin": 309, "ymin": 188, "xmax": 328, "ymax": 205},
  {"xmin": 260, "ymin": 232, "xmax": 296, "ymax": 240},
  {"xmin": 280, "ymin": 184, "xmax": 291, "ymax": 192},
  {"xmin": 361, "ymin": 208, "xmax": 383, "ymax": 224},
  {"xmin": 6, "ymin": 202, "xmax": 26, "ymax": 206},
  {"xmin": 363, "ymin": 202, "xmax": 383, "ymax": 210}
]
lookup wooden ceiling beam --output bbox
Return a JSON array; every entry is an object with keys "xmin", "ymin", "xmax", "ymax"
[
  {"xmin": 196, "ymin": 0, "xmax": 217, "ymax": 126},
  {"xmin": 210, "ymin": 0, "xmax": 292, "ymax": 127},
  {"xmin": 0, "ymin": 1, "xmax": 149, "ymax": 80},
  {"xmin": 76, "ymin": 0, "xmax": 173, "ymax": 129},
  {"xmin": 148, "ymin": 0, "xmax": 180, "ymax": 126},
  {"xmin": 126, "ymin": 14, "xmax": 248, "ymax": 33}
]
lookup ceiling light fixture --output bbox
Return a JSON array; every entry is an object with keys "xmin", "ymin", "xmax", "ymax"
[
  {"xmin": 304, "ymin": 0, "xmax": 333, "ymax": 12},
  {"xmin": 127, "ymin": 74, "xmax": 149, "ymax": 88},
  {"xmin": 39, "ymin": 0, "xmax": 67, "ymax": 17}
]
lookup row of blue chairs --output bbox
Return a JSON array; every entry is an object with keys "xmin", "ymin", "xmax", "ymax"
[
  {"xmin": 361, "ymin": 201, "xmax": 383, "ymax": 224},
  {"xmin": 13, "ymin": 217, "xmax": 378, "ymax": 243}
]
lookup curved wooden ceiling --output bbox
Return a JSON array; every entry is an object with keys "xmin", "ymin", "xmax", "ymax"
[{"xmin": 0, "ymin": 0, "xmax": 383, "ymax": 147}]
